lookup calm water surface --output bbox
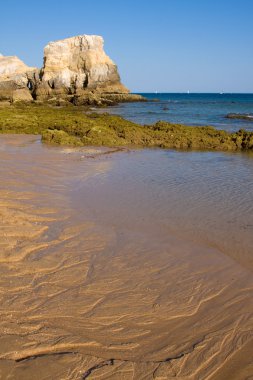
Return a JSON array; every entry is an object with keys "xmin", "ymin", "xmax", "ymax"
[
  {"xmin": 86, "ymin": 95, "xmax": 253, "ymax": 269},
  {"xmin": 73, "ymin": 148, "xmax": 253, "ymax": 271},
  {"xmin": 2, "ymin": 92, "xmax": 253, "ymax": 271},
  {"xmin": 97, "ymin": 93, "xmax": 253, "ymax": 132}
]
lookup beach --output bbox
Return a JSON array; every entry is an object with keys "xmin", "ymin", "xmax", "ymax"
[
  {"xmin": 1, "ymin": 135, "xmax": 253, "ymax": 379},
  {"xmin": 1, "ymin": 0, "xmax": 253, "ymax": 377}
]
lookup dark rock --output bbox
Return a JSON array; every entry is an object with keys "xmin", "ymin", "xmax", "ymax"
[{"xmin": 226, "ymin": 113, "xmax": 253, "ymax": 121}]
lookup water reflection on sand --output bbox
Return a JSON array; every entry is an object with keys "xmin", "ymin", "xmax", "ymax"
[{"xmin": 0, "ymin": 135, "xmax": 253, "ymax": 380}]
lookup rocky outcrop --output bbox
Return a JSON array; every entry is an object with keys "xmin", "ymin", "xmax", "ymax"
[
  {"xmin": 0, "ymin": 35, "xmax": 142, "ymax": 105},
  {"xmin": 226, "ymin": 113, "xmax": 253, "ymax": 121},
  {"xmin": 0, "ymin": 55, "xmax": 38, "ymax": 102},
  {"xmin": 36, "ymin": 35, "xmax": 128, "ymax": 101}
]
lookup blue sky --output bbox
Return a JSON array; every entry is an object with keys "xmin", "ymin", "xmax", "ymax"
[{"xmin": 1, "ymin": 0, "xmax": 253, "ymax": 92}]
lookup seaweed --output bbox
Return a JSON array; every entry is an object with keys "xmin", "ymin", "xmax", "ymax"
[{"xmin": 0, "ymin": 103, "xmax": 253, "ymax": 151}]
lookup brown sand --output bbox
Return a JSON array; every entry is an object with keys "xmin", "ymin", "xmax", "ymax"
[{"xmin": 0, "ymin": 135, "xmax": 253, "ymax": 379}]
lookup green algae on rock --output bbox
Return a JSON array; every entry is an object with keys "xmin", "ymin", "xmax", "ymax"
[{"xmin": 0, "ymin": 103, "xmax": 253, "ymax": 152}]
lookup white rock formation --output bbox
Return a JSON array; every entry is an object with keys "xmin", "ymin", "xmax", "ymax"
[
  {"xmin": 0, "ymin": 56, "xmax": 37, "ymax": 101},
  {"xmin": 0, "ymin": 56, "xmax": 35, "ymax": 84},
  {"xmin": 0, "ymin": 35, "xmax": 131, "ymax": 103},
  {"xmin": 39, "ymin": 35, "xmax": 128, "ymax": 95}
]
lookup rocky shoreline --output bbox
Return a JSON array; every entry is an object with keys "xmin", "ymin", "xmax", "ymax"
[
  {"xmin": 1, "ymin": 34, "xmax": 253, "ymax": 152},
  {"xmin": 0, "ymin": 103, "xmax": 253, "ymax": 152}
]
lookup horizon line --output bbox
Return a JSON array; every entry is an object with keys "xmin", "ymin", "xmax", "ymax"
[{"xmin": 131, "ymin": 92, "xmax": 253, "ymax": 95}]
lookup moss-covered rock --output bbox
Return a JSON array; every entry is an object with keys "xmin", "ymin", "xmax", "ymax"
[
  {"xmin": 41, "ymin": 129, "xmax": 83, "ymax": 146},
  {"xmin": 0, "ymin": 103, "xmax": 253, "ymax": 152}
]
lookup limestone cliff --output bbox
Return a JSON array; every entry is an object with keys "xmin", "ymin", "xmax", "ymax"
[
  {"xmin": 0, "ymin": 35, "xmax": 143, "ymax": 105},
  {"xmin": 37, "ymin": 35, "xmax": 128, "ymax": 99}
]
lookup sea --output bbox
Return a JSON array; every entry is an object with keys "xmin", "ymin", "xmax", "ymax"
[{"xmin": 97, "ymin": 93, "xmax": 253, "ymax": 132}]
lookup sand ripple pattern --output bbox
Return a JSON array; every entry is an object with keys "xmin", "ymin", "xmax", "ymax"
[{"xmin": 0, "ymin": 136, "xmax": 253, "ymax": 379}]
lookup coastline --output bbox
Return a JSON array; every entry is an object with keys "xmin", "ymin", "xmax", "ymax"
[
  {"xmin": 0, "ymin": 103, "xmax": 253, "ymax": 152},
  {"xmin": 0, "ymin": 135, "xmax": 253, "ymax": 379}
]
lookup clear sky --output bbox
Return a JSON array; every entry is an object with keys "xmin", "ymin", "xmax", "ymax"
[{"xmin": 1, "ymin": 0, "xmax": 252, "ymax": 93}]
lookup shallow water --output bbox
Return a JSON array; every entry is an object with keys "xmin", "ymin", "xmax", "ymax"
[
  {"xmin": 96, "ymin": 93, "xmax": 253, "ymax": 132},
  {"xmin": 1, "ymin": 135, "xmax": 253, "ymax": 379},
  {"xmin": 71, "ymin": 148, "xmax": 253, "ymax": 273}
]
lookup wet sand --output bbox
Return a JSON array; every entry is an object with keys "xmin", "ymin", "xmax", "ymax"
[{"xmin": 0, "ymin": 135, "xmax": 253, "ymax": 379}]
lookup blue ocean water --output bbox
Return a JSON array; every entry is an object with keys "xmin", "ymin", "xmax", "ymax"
[{"xmin": 98, "ymin": 93, "xmax": 253, "ymax": 132}]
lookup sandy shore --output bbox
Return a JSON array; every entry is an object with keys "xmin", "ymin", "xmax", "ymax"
[{"xmin": 0, "ymin": 135, "xmax": 253, "ymax": 379}]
